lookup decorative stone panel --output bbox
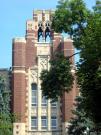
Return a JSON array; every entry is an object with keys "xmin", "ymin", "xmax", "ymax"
[
  {"xmin": 37, "ymin": 45, "xmax": 51, "ymax": 56},
  {"xmin": 30, "ymin": 67, "xmax": 38, "ymax": 83},
  {"xmin": 39, "ymin": 56, "xmax": 48, "ymax": 71},
  {"xmin": 31, "ymin": 107, "xmax": 37, "ymax": 115},
  {"xmin": 41, "ymin": 107, "xmax": 47, "ymax": 115}
]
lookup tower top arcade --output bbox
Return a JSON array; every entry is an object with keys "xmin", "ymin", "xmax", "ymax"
[{"xmin": 26, "ymin": 10, "xmax": 54, "ymax": 42}]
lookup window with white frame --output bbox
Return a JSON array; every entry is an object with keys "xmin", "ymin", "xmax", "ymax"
[
  {"xmin": 41, "ymin": 116, "xmax": 47, "ymax": 129},
  {"xmin": 51, "ymin": 101, "xmax": 57, "ymax": 107},
  {"xmin": 41, "ymin": 96, "xmax": 47, "ymax": 106},
  {"xmin": 31, "ymin": 116, "xmax": 38, "ymax": 130},
  {"xmin": 51, "ymin": 116, "xmax": 57, "ymax": 130},
  {"xmin": 31, "ymin": 83, "xmax": 37, "ymax": 106}
]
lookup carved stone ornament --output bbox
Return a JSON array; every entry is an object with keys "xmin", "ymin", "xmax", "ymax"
[
  {"xmin": 39, "ymin": 56, "xmax": 48, "ymax": 71},
  {"xmin": 30, "ymin": 67, "xmax": 38, "ymax": 83}
]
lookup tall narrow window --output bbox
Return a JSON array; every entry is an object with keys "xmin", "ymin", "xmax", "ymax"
[
  {"xmin": 51, "ymin": 101, "xmax": 57, "ymax": 107},
  {"xmin": 31, "ymin": 116, "xmax": 38, "ymax": 130},
  {"xmin": 41, "ymin": 116, "xmax": 47, "ymax": 129},
  {"xmin": 31, "ymin": 83, "xmax": 37, "ymax": 106},
  {"xmin": 45, "ymin": 22, "xmax": 51, "ymax": 42},
  {"xmin": 38, "ymin": 22, "xmax": 43, "ymax": 42},
  {"xmin": 42, "ymin": 96, "xmax": 47, "ymax": 106},
  {"xmin": 51, "ymin": 116, "xmax": 57, "ymax": 130}
]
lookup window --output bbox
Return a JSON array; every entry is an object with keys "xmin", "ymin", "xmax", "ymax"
[
  {"xmin": 41, "ymin": 116, "xmax": 47, "ymax": 129},
  {"xmin": 32, "ymin": 96, "xmax": 37, "ymax": 106},
  {"xmin": 45, "ymin": 25, "xmax": 51, "ymax": 42},
  {"xmin": 38, "ymin": 22, "xmax": 43, "ymax": 42},
  {"xmin": 31, "ymin": 116, "xmax": 37, "ymax": 130},
  {"xmin": 42, "ymin": 96, "xmax": 47, "ymax": 106},
  {"xmin": 31, "ymin": 83, "xmax": 37, "ymax": 91},
  {"xmin": 31, "ymin": 83, "xmax": 37, "ymax": 106},
  {"xmin": 51, "ymin": 101, "xmax": 57, "ymax": 107},
  {"xmin": 51, "ymin": 116, "xmax": 57, "ymax": 130}
]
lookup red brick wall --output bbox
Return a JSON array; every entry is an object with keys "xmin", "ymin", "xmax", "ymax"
[
  {"xmin": 12, "ymin": 73, "xmax": 26, "ymax": 122},
  {"xmin": 12, "ymin": 41, "xmax": 26, "ymax": 122},
  {"xmin": 26, "ymin": 39, "xmax": 37, "ymax": 68},
  {"xmin": 61, "ymin": 40, "xmax": 74, "ymax": 63},
  {"xmin": 12, "ymin": 42, "xmax": 26, "ymax": 67},
  {"xmin": 52, "ymin": 34, "xmax": 62, "ymax": 53},
  {"xmin": 60, "ymin": 40, "xmax": 77, "ymax": 122},
  {"xmin": 62, "ymin": 79, "xmax": 77, "ymax": 122}
]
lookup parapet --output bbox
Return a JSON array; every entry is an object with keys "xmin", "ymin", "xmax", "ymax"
[{"xmin": 13, "ymin": 37, "xmax": 26, "ymax": 43}]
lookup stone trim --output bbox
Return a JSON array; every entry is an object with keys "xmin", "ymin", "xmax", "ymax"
[
  {"xmin": 13, "ymin": 38, "xmax": 26, "ymax": 43},
  {"xmin": 12, "ymin": 70, "xmax": 26, "ymax": 74}
]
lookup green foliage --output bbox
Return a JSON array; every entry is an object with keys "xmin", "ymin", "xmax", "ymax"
[
  {"xmin": 52, "ymin": 0, "xmax": 89, "ymax": 41},
  {"xmin": 0, "ymin": 76, "xmax": 10, "ymax": 114},
  {"xmin": 52, "ymin": 0, "xmax": 101, "ymax": 129},
  {"xmin": 40, "ymin": 53, "xmax": 74, "ymax": 101},
  {"xmin": 0, "ymin": 75, "xmax": 13, "ymax": 135},
  {"xmin": 0, "ymin": 113, "xmax": 13, "ymax": 135},
  {"xmin": 77, "ymin": 11, "xmax": 101, "ymax": 124},
  {"xmin": 68, "ymin": 96, "xmax": 95, "ymax": 135},
  {"xmin": 94, "ymin": 0, "xmax": 101, "ymax": 13}
]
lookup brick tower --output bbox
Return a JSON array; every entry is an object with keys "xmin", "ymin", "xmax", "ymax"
[{"xmin": 12, "ymin": 10, "xmax": 77, "ymax": 135}]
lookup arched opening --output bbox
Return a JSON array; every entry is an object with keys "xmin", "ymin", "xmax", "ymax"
[
  {"xmin": 38, "ymin": 22, "xmax": 43, "ymax": 42},
  {"xmin": 45, "ymin": 22, "xmax": 51, "ymax": 42}
]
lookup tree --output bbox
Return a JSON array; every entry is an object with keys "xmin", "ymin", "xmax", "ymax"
[
  {"xmin": 40, "ymin": 53, "xmax": 74, "ymax": 101},
  {"xmin": 0, "ymin": 75, "xmax": 13, "ymax": 135},
  {"xmin": 40, "ymin": 0, "xmax": 89, "ymax": 102},
  {"xmin": 68, "ymin": 96, "xmax": 95, "ymax": 135},
  {"xmin": 41, "ymin": 0, "xmax": 101, "ymax": 131},
  {"xmin": 52, "ymin": 0, "xmax": 89, "ymax": 43},
  {"xmin": 52, "ymin": 0, "xmax": 101, "ymax": 129},
  {"xmin": 77, "ymin": 7, "xmax": 101, "ymax": 127},
  {"xmin": 0, "ymin": 76, "xmax": 10, "ymax": 114}
]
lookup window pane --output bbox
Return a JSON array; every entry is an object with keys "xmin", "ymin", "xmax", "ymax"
[
  {"xmin": 31, "ymin": 116, "xmax": 37, "ymax": 129},
  {"xmin": 31, "ymin": 97, "xmax": 37, "ymax": 106},
  {"xmin": 51, "ymin": 116, "xmax": 57, "ymax": 129},
  {"xmin": 32, "ymin": 97, "xmax": 37, "ymax": 103},
  {"xmin": 32, "ymin": 91, "xmax": 37, "ymax": 96},
  {"xmin": 32, "ymin": 103, "xmax": 37, "ymax": 106},
  {"xmin": 41, "ymin": 116, "xmax": 47, "ymax": 129},
  {"xmin": 31, "ymin": 83, "xmax": 37, "ymax": 91},
  {"xmin": 52, "ymin": 119, "xmax": 56, "ymax": 126},
  {"xmin": 31, "ymin": 83, "xmax": 37, "ymax": 106},
  {"xmin": 42, "ymin": 96, "xmax": 47, "ymax": 106},
  {"xmin": 42, "ymin": 120, "xmax": 46, "ymax": 126},
  {"xmin": 51, "ymin": 101, "xmax": 57, "ymax": 107}
]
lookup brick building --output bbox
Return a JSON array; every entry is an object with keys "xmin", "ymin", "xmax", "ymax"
[{"xmin": 12, "ymin": 10, "xmax": 77, "ymax": 135}]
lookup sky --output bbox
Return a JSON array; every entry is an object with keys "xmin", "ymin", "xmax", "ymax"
[{"xmin": 0, "ymin": 0, "xmax": 95, "ymax": 68}]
